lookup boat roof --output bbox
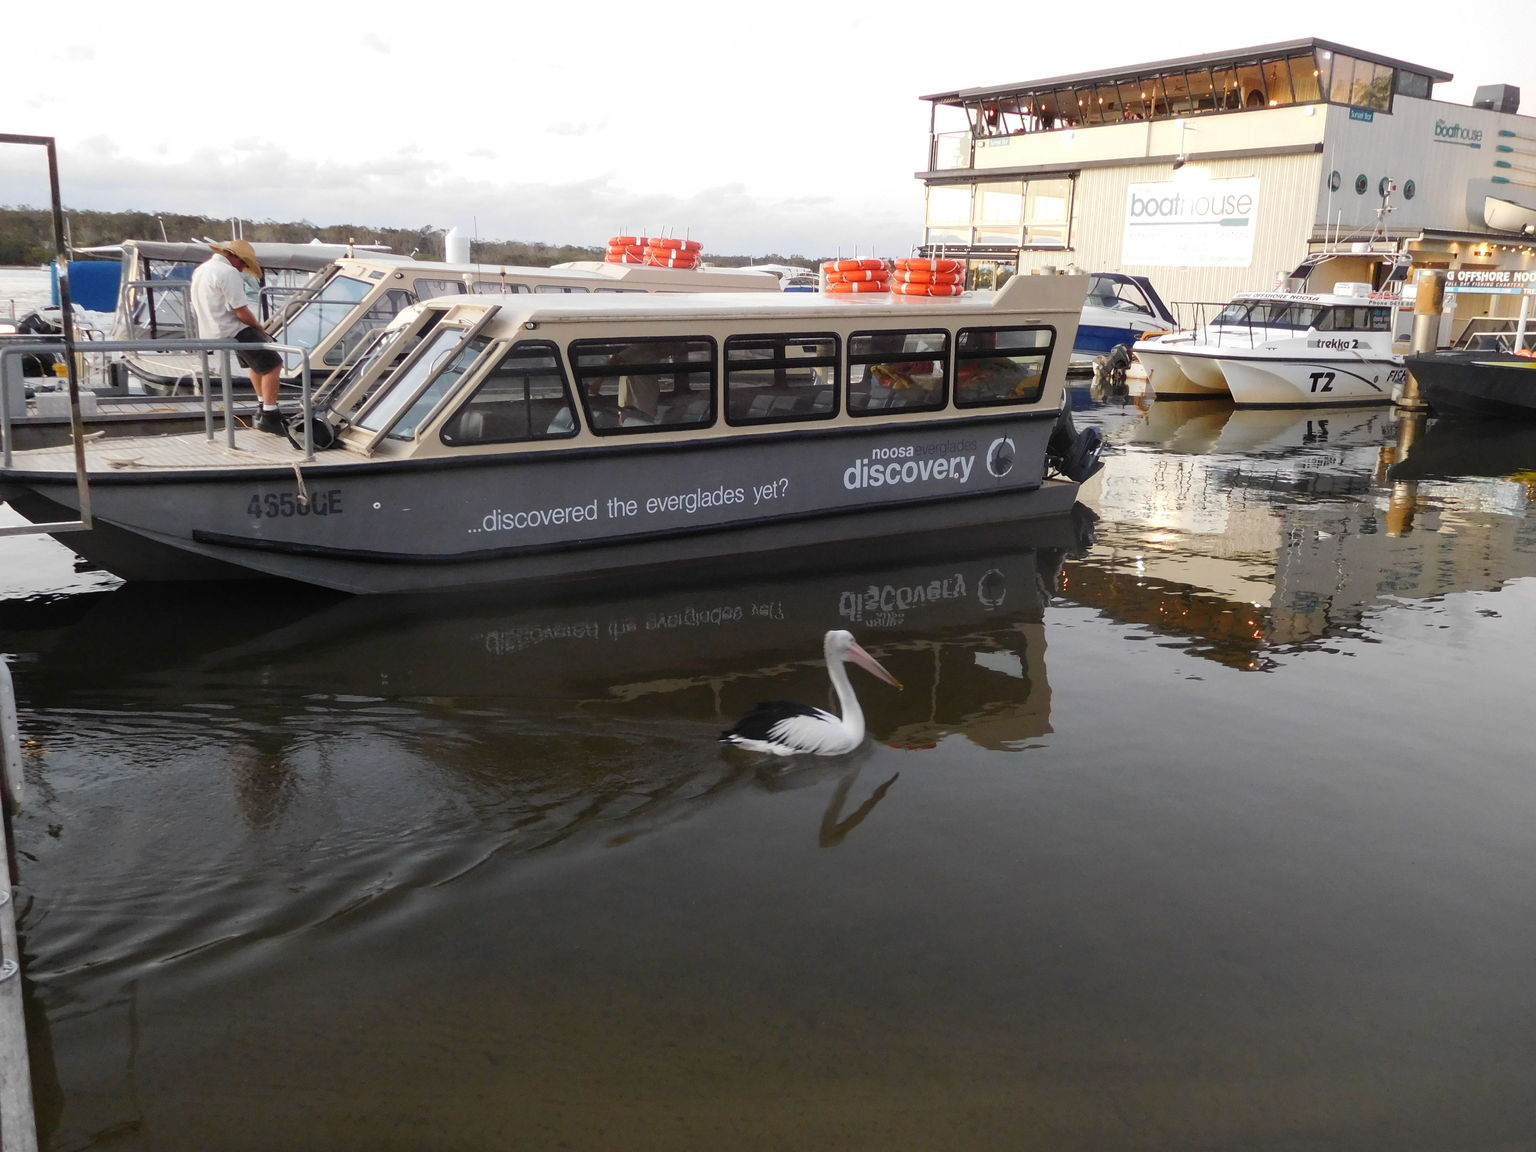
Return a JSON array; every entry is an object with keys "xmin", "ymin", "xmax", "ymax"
[
  {"xmin": 420, "ymin": 274, "xmax": 1083, "ymax": 332},
  {"xmin": 74, "ymin": 240, "xmax": 407, "ymax": 270}
]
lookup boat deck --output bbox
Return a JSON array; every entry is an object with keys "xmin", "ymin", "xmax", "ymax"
[{"xmin": 9, "ymin": 425, "xmax": 318, "ymax": 474}]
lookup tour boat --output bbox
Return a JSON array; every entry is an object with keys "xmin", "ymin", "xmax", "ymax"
[
  {"xmin": 0, "ymin": 275, "xmax": 1103, "ymax": 594},
  {"xmin": 134, "ymin": 255, "xmax": 779, "ymax": 394}
]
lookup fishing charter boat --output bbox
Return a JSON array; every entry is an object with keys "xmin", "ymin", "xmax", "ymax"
[
  {"xmin": 0, "ymin": 276, "xmax": 1103, "ymax": 594},
  {"xmin": 1133, "ymin": 251, "xmax": 1412, "ymax": 405}
]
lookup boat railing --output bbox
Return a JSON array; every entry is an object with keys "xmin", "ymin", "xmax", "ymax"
[{"xmin": 0, "ymin": 337, "xmax": 316, "ymax": 534}]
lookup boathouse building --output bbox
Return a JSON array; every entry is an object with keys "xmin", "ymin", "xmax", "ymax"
[{"xmin": 917, "ymin": 39, "xmax": 1536, "ymax": 330}]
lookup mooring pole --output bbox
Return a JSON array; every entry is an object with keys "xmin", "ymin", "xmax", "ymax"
[{"xmin": 1400, "ymin": 269, "xmax": 1445, "ymax": 411}]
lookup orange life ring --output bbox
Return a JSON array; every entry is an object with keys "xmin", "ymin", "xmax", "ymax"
[
  {"xmin": 822, "ymin": 258, "xmax": 888, "ymax": 273},
  {"xmin": 892, "ymin": 269, "xmax": 963, "ymax": 285},
  {"xmin": 605, "ymin": 254, "xmax": 647, "ymax": 264},
  {"xmin": 648, "ymin": 237, "xmax": 702, "ymax": 252},
  {"xmin": 826, "ymin": 280, "xmax": 891, "ymax": 293},
  {"xmin": 608, "ymin": 245, "xmax": 647, "ymax": 259},
  {"xmin": 609, "ymin": 235, "xmax": 644, "ymax": 247},
  {"xmin": 897, "ymin": 257, "xmax": 964, "ymax": 275},
  {"xmin": 645, "ymin": 252, "xmax": 699, "ymax": 267},
  {"xmin": 892, "ymin": 282, "xmax": 964, "ymax": 296},
  {"xmin": 826, "ymin": 268, "xmax": 889, "ymax": 283}
]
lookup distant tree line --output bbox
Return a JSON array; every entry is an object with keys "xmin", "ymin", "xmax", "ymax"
[{"xmin": 0, "ymin": 206, "xmax": 825, "ymax": 269}]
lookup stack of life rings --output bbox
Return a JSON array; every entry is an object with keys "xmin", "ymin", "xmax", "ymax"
[
  {"xmin": 821, "ymin": 258, "xmax": 890, "ymax": 293},
  {"xmin": 892, "ymin": 258, "xmax": 965, "ymax": 296},
  {"xmin": 606, "ymin": 236, "xmax": 703, "ymax": 268}
]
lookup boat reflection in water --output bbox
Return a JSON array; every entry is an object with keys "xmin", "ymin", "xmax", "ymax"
[
  {"xmin": 1067, "ymin": 400, "xmax": 1536, "ymax": 669},
  {"xmin": 4, "ymin": 505, "xmax": 1094, "ymax": 829}
]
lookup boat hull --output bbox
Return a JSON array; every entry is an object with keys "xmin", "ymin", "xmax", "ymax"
[
  {"xmin": 1218, "ymin": 353, "xmax": 1401, "ymax": 407},
  {"xmin": 2, "ymin": 415, "xmax": 1086, "ymax": 594},
  {"xmin": 1134, "ymin": 345, "xmax": 1226, "ymax": 398},
  {"xmin": 1407, "ymin": 351, "xmax": 1536, "ymax": 420},
  {"xmin": 1169, "ymin": 349, "xmax": 1232, "ymax": 393}
]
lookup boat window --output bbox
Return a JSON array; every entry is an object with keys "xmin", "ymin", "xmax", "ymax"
[
  {"xmin": 323, "ymin": 310, "xmax": 448, "ymax": 420},
  {"xmin": 355, "ymin": 328, "xmax": 489, "ymax": 436},
  {"xmin": 1086, "ymin": 275, "xmax": 1154, "ymax": 316},
  {"xmin": 572, "ymin": 336, "xmax": 715, "ymax": 433},
  {"xmin": 1212, "ymin": 301, "xmax": 1255, "ymax": 326},
  {"xmin": 536, "ymin": 284, "xmax": 590, "ymax": 294},
  {"xmin": 847, "ymin": 330, "xmax": 949, "ymax": 416},
  {"xmin": 269, "ymin": 274, "xmax": 373, "ymax": 365},
  {"xmin": 724, "ymin": 333, "xmax": 838, "ymax": 425},
  {"xmin": 472, "ymin": 281, "xmax": 531, "ymax": 294},
  {"xmin": 955, "ymin": 327, "xmax": 1052, "ymax": 407},
  {"xmin": 440, "ymin": 341, "xmax": 577, "ymax": 445},
  {"xmin": 1316, "ymin": 306, "xmax": 1392, "ymax": 332},
  {"xmin": 414, "ymin": 278, "xmax": 468, "ymax": 300},
  {"xmin": 320, "ymin": 288, "xmax": 414, "ymax": 367}
]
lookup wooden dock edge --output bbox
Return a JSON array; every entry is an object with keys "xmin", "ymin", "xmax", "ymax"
[{"xmin": 0, "ymin": 660, "xmax": 38, "ymax": 1152}]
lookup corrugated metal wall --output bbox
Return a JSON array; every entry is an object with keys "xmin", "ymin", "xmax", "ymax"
[{"xmin": 1016, "ymin": 153, "xmax": 1326, "ymax": 316}]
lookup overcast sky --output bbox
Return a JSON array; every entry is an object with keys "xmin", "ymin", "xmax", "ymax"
[{"xmin": 5, "ymin": 1, "xmax": 1536, "ymax": 258}]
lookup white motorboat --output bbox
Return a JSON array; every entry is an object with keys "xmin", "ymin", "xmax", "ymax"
[{"xmin": 1133, "ymin": 250, "xmax": 1412, "ymax": 406}]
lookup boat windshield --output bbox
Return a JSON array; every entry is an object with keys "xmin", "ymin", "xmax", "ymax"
[
  {"xmin": 1212, "ymin": 300, "xmax": 1326, "ymax": 330},
  {"xmin": 1085, "ymin": 274, "xmax": 1156, "ymax": 316},
  {"xmin": 355, "ymin": 328, "xmax": 492, "ymax": 438},
  {"xmin": 270, "ymin": 274, "xmax": 408, "ymax": 368}
]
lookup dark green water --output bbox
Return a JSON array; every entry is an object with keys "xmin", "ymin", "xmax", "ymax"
[{"xmin": 5, "ymin": 389, "xmax": 1536, "ymax": 1150}]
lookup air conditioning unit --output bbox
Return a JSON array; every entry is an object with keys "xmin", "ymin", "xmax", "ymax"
[{"xmin": 1473, "ymin": 84, "xmax": 1521, "ymax": 113}]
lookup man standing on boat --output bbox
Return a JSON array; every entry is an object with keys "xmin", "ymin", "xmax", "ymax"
[{"xmin": 190, "ymin": 239, "xmax": 285, "ymax": 435}]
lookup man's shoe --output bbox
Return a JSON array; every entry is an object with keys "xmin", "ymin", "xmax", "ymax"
[{"xmin": 253, "ymin": 409, "xmax": 287, "ymax": 436}]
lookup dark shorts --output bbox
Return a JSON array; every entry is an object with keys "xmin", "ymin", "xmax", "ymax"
[{"xmin": 234, "ymin": 325, "xmax": 283, "ymax": 374}]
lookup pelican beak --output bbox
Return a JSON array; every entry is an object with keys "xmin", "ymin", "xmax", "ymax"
[{"xmin": 848, "ymin": 641, "xmax": 902, "ymax": 689}]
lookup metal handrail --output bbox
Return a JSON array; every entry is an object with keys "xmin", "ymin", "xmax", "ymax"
[{"xmin": 0, "ymin": 338, "xmax": 315, "ymax": 537}]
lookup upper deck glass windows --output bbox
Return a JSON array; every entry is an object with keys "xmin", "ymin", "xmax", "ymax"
[
  {"xmin": 955, "ymin": 327, "xmax": 1053, "ymax": 407},
  {"xmin": 572, "ymin": 336, "xmax": 715, "ymax": 433},
  {"xmin": 848, "ymin": 331, "xmax": 950, "ymax": 416},
  {"xmin": 724, "ymin": 334, "xmax": 838, "ymax": 425},
  {"xmin": 940, "ymin": 45, "xmax": 1417, "ymax": 142},
  {"xmin": 441, "ymin": 341, "xmax": 578, "ymax": 445}
]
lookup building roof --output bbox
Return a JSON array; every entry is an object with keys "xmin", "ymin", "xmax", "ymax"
[{"xmin": 920, "ymin": 39, "xmax": 1453, "ymax": 105}]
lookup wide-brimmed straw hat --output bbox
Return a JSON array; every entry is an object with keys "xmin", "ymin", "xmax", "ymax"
[{"xmin": 209, "ymin": 238, "xmax": 263, "ymax": 279}]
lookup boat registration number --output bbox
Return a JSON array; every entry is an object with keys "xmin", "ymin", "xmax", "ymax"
[{"xmin": 247, "ymin": 490, "xmax": 344, "ymax": 518}]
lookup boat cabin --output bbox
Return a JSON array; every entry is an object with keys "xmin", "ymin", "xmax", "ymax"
[
  {"xmin": 316, "ymin": 275, "xmax": 1083, "ymax": 461},
  {"xmin": 1208, "ymin": 290, "xmax": 1398, "ymax": 334},
  {"xmin": 265, "ymin": 258, "xmax": 781, "ymax": 383}
]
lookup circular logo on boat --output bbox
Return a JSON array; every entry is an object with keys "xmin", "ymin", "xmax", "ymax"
[
  {"xmin": 978, "ymin": 568, "xmax": 1008, "ymax": 609},
  {"xmin": 986, "ymin": 436, "xmax": 1016, "ymax": 478}
]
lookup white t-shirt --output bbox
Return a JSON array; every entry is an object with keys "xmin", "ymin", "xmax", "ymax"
[{"xmin": 189, "ymin": 256, "xmax": 252, "ymax": 339}]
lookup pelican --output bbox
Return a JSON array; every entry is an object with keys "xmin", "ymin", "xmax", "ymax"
[{"xmin": 720, "ymin": 630, "xmax": 901, "ymax": 756}]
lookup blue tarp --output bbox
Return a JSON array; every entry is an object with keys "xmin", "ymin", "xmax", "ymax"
[{"xmin": 50, "ymin": 261, "xmax": 122, "ymax": 313}]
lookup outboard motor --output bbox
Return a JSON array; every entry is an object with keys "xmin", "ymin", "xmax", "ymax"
[
  {"xmin": 15, "ymin": 309, "xmax": 63, "ymax": 377},
  {"xmin": 1046, "ymin": 396, "xmax": 1105, "ymax": 483}
]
